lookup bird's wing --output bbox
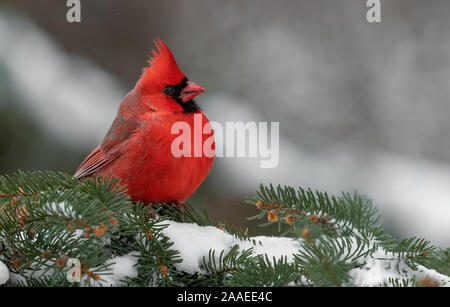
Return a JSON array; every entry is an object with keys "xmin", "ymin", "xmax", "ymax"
[
  {"xmin": 73, "ymin": 145, "xmax": 111, "ymax": 179},
  {"xmin": 74, "ymin": 115, "xmax": 141, "ymax": 179}
]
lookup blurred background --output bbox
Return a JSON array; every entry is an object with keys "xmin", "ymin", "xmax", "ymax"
[{"xmin": 0, "ymin": 0, "xmax": 449, "ymax": 245}]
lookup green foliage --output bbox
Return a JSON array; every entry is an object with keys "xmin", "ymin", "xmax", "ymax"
[
  {"xmin": 0, "ymin": 170, "xmax": 180, "ymax": 286},
  {"xmin": 246, "ymin": 184, "xmax": 446, "ymax": 287},
  {"xmin": 428, "ymin": 248, "xmax": 450, "ymax": 277},
  {"xmin": 0, "ymin": 171, "xmax": 448, "ymax": 287}
]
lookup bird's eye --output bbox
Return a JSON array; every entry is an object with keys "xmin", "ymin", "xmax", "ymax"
[{"xmin": 163, "ymin": 86, "xmax": 175, "ymax": 96}]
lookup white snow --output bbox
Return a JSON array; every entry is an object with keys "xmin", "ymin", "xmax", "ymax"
[
  {"xmin": 161, "ymin": 221, "xmax": 449, "ymax": 287},
  {"xmin": 161, "ymin": 221, "xmax": 302, "ymax": 274},
  {"xmin": 97, "ymin": 252, "xmax": 139, "ymax": 287},
  {"xmin": 349, "ymin": 249, "xmax": 449, "ymax": 287},
  {"xmin": 6, "ymin": 253, "xmax": 139, "ymax": 287},
  {"xmin": 1, "ymin": 220, "xmax": 448, "ymax": 286},
  {"xmin": 0, "ymin": 260, "xmax": 9, "ymax": 285}
]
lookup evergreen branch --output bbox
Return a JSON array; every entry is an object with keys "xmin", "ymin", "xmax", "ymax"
[{"xmin": 0, "ymin": 172, "xmax": 448, "ymax": 287}]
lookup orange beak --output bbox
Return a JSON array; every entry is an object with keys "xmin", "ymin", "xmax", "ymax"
[{"xmin": 179, "ymin": 81, "xmax": 206, "ymax": 103}]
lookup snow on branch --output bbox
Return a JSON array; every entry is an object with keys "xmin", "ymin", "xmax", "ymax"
[
  {"xmin": 161, "ymin": 221, "xmax": 449, "ymax": 287},
  {"xmin": 80, "ymin": 221, "xmax": 450, "ymax": 287},
  {"xmin": 0, "ymin": 171, "xmax": 449, "ymax": 287}
]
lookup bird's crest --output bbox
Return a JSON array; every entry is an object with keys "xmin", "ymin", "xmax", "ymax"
[{"xmin": 141, "ymin": 38, "xmax": 185, "ymax": 86}]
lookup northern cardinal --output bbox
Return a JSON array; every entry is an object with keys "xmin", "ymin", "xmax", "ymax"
[{"xmin": 74, "ymin": 39, "xmax": 214, "ymax": 205}]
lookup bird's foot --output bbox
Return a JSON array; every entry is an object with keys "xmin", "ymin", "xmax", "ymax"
[
  {"xmin": 168, "ymin": 201, "xmax": 190, "ymax": 222},
  {"xmin": 143, "ymin": 205, "xmax": 160, "ymax": 219},
  {"xmin": 169, "ymin": 200, "xmax": 189, "ymax": 213}
]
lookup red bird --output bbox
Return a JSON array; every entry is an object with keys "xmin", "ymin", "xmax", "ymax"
[{"xmin": 74, "ymin": 39, "xmax": 214, "ymax": 205}]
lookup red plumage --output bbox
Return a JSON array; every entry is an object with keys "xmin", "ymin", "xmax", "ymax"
[{"xmin": 74, "ymin": 39, "xmax": 214, "ymax": 204}]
